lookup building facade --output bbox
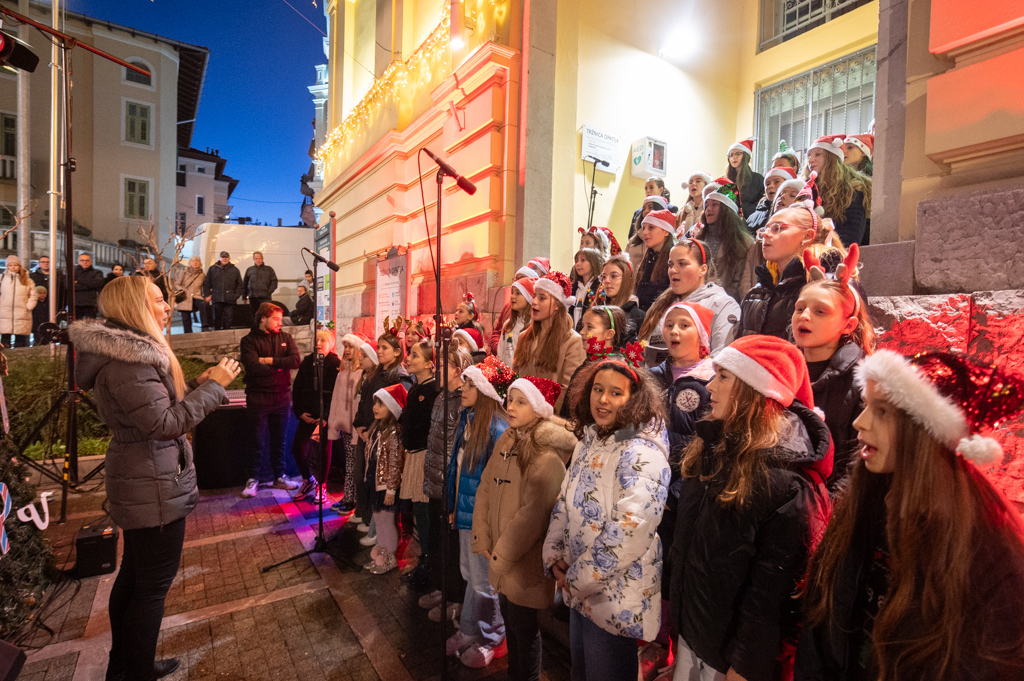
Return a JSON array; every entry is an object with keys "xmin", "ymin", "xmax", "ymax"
[{"xmin": 175, "ymin": 147, "xmax": 238, "ymax": 231}]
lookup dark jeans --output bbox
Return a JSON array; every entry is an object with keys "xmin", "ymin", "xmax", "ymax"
[
  {"xmin": 212, "ymin": 302, "xmax": 234, "ymax": 330},
  {"xmin": 1, "ymin": 334, "xmax": 29, "ymax": 348},
  {"xmin": 499, "ymin": 595, "xmax": 542, "ymax": 681},
  {"xmin": 75, "ymin": 305, "xmax": 98, "ymax": 320},
  {"xmin": 246, "ymin": 392, "xmax": 291, "ymax": 480},
  {"xmin": 354, "ymin": 437, "xmax": 370, "ymax": 520},
  {"xmin": 179, "ymin": 299, "xmax": 209, "ymax": 333},
  {"xmin": 107, "ymin": 516, "xmax": 187, "ymax": 681},
  {"xmin": 413, "ymin": 501, "xmax": 431, "ymax": 567},
  {"xmin": 291, "ymin": 419, "xmax": 332, "ymax": 482},
  {"xmin": 249, "ymin": 297, "xmax": 270, "ymax": 315},
  {"xmin": 428, "ymin": 497, "xmax": 465, "ymax": 602},
  {"xmin": 569, "ymin": 608, "xmax": 638, "ymax": 681}
]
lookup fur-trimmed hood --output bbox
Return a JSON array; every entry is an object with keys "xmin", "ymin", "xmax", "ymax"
[
  {"xmin": 70, "ymin": 319, "xmax": 169, "ymax": 390},
  {"xmin": 532, "ymin": 418, "xmax": 578, "ymax": 464}
]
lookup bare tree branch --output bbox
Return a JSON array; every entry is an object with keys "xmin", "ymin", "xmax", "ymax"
[
  {"xmin": 0, "ymin": 201, "xmax": 39, "ymax": 243},
  {"xmin": 132, "ymin": 218, "xmax": 205, "ymax": 336}
]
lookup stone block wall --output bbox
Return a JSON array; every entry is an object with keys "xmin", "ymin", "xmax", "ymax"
[
  {"xmin": 169, "ymin": 326, "xmax": 314, "ymax": 364},
  {"xmin": 869, "ymin": 290, "xmax": 1024, "ymax": 501}
]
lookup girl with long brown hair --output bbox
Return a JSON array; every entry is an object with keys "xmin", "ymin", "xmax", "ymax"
[
  {"xmin": 689, "ymin": 180, "xmax": 754, "ymax": 303},
  {"xmin": 803, "ymin": 135, "xmax": 871, "ymax": 246},
  {"xmin": 598, "ymin": 256, "xmax": 643, "ymax": 341},
  {"xmin": 569, "ymin": 247, "xmax": 605, "ymax": 330},
  {"xmin": 635, "ymin": 209, "xmax": 676, "ymax": 312},
  {"xmin": 513, "ymin": 272, "xmax": 585, "ymax": 413},
  {"xmin": 725, "ymin": 138, "xmax": 764, "ymax": 220},
  {"xmin": 497, "ymin": 277, "xmax": 535, "ymax": 367},
  {"xmin": 796, "ymin": 351, "xmax": 1024, "ymax": 681},
  {"xmin": 670, "ymin": 335, "xmax": 832, "ymax": 681}
]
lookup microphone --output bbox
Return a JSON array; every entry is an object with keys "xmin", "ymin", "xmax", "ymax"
[
  {"xmin": 586, "ymin": 155, "xmax": 610, "ymax": 168},
  {"xmin": 302, "ymin": 247, "xmax": 340, "ymax": 272},
  {"xmin": 423, "ymin": 147, "xmax": 477, "ymax": 195}
]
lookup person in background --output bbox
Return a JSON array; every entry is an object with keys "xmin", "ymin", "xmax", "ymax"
[
  {"xmin": 239, "ymin": 302, "xmax": 301, "ymax": 499},
  {"xmin": 30, "ymin": 255, "xmax": 51, "ymax": 288},
  {"xmin": 803, "ymin": 135, "xmax": 871, "ymax": 246},
  {"xmin": 598, "ymin": 255, "xmax": 644, "ymax": 342},
  {"xmin": 842, "ymin": 134, "xmax": 873, "ymax": 176},
  {"xmin": 627, "ymin": 194, "xmax": 670, "ymax": 274},
  {"xmin": 243, "ymin": 251, "xmax": 278, "ymax": 315},
  {"xmin": 772, "ymin": 139, "xmax": 800, "ymax": 170},
  {"xmin": 773, "ymin": 178, "xmax": 805, "ymax": 213},
  {"xmin": 489, "ymin": 260, "xmax": 545, "ymax": 356},
  {"xmin": 0, "ymin": 255, "xmax": 39, "ymax": 347},
  {"xmin": 726, "ymin": 137, "xmax": 764, "ymax": 219},
  {"xmin": 629, "ymin": 177, "xmax": 672, "ymax": 240},
  {"xmin": 31, "ymin": 286, "xmax": 49, "ymax": 346},
  {"xmin": 291, "ymin": 330, "xmax": 342, "ymax": 503},
  {"xmin": 173, "ymin": 257, "xmax": 206, "ymax": 334},
  {"xmin": 635, "ymin": 210, "xmax": 676, "ymax": 312},
  {"xmin": 290, "ymin": 285, "xmax": 315, "ymax": 326},
  {"xmin": 689, "ymin": 180, "xmax": 754, "ymax": 303},
  {"xmin": 104, "ymin": 263, "xmax": 125, "ymax": 287},
  {"xmin": 136, "ymin": 258, "xmax": 168, "ymax": 301},
  {"xmin": 304, "ymin": 269, "xmax": 314, "ymax": 289},
  {"xmin": 747, "ymin": 166, "xmax": 797, "ymax": 236},
  {"xmin": 202, "ymin": 251, "xmax": 244, "ymax": 330},
  {"xmin": 69, "ymin": 275, "xmax": 240, "ymax": 681},
  {"xmin": 569, "ymin": 248, "xmax": 605, "ymax": 330},
  {"xmin": 74, "ymin": 253, "xmax": 105, "ymax": 320},
  {"xmin": 677, "ymin": 172, "xmax": 712, "ymax": 236},
  {"xmin": 497, "ymin": 277, "xmax": 535, "ymax": 367}
]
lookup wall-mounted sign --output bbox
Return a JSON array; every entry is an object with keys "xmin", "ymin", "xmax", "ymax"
[
  {"xmin": 630, "ymin": 136, "xmax": 668, "ymax": 179},
  {"xmin": 580, "ymin": 124, "xmax": 622, "ymax": 173},
  {"xmin": 374, "ymin": 254, "xmax": 407, "ymax": 337}
]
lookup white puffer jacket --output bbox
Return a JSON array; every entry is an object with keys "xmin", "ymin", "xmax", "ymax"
[
  {"xmin": 543, "ymin": 421, "xmax": 671, "ymax": 641},
  {"xmin": 0, "ymin": 271, "xmax": 39, "ymax": 335}
]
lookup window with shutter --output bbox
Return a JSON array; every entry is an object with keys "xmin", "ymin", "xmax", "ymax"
[
  {"xmin": 124, "ymin": 178, "xmax": 150, "ymax": 219},
  {"xmin": 125, "ymin": 102, "xmax": 152, "ymax": 145}
]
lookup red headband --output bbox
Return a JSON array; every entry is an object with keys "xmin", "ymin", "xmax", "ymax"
[
  {"xmin": 679, "ymin": 238, "xmax": 707, "ymax": 265},
  {"xmin": 596, "ymin": 358, "xmax": 638, "ymax": 383}
]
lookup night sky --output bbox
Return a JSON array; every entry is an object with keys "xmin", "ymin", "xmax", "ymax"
[{"xmin": 68, "ymin": 0, "xmax": 327, "ymax": 225}]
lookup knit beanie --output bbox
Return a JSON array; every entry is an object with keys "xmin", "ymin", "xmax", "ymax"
[
  {"xmin": 374, "ymin": 383, "xmax": 408, "ymax": 418},
  {"xmin": 508, "ymin": 376, "xmax": 562, "ymax": 419},
  {"xmin": 713, "ymin": 335, "xmax": 814, "ymax": 409}
]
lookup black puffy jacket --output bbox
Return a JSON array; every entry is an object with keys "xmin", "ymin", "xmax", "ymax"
[
  {"xmin": 745, "ymin": 197, "xmax": 771, "ymax": 236},
  {"xmin": 811, "ymin": 343, "xmax": 865, "ymax": 494},
  {"xmin": 669, "ymin": 402, "xmax": 833, "ymax": 681},
  {"xmin": 74, "ymin": 265, "xmax": 106, "ymax": 307},
  {"xmin": 291, "ymin": 351, "xmax": 341, "ymax": 419},
  {"xmin": 738, "ymin": 172, "xmax": 765, "ymax": 221},
  {"xmin": 737, "ymin": 257, "xmax": 808, "ymax": 341},
  {"xmin": 830, "ymin": 191, "xmax": 866, "ymax": 247},
  {"xmin": 635, "ymin": 247, "xmax": 670, "ymax": 312},
  {"xmin": 202, "ymin": 262, "xmax": 243, "ymax": 304},
  {"xmin": 243, "ymin": 264, "xmax": 278, "ymax": 299},
  {"xmin": 620, "ymin": 298, "xmax": 646, "ymax": 344},
  {"xmin": 423, "ymin": 387, "xmax": 462, "ymax": 500}
]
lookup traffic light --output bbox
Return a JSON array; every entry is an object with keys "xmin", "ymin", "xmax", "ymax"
[{"xmin": 0, "ymin": 30, "xmax": 40, "ymax": 73}]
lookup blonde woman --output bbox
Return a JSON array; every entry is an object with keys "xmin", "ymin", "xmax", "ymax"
[
  {"xmin": 0, "ymin": 255, "xmax": 39, "ymax": 347},
  {"xmin": 69, "ymin": 276, "xmax": 240, "ymax": 681},
  {"xmin": 174, "ymin": 257, "xmax": 207, "ymax": 333}
]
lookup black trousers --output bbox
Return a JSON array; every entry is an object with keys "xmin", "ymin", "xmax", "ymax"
[
  {"xmin": 246, "ymin": 392, "xmax": 290, "ymax": 480},
  {"xmin": 107, "ymin": 516, "xmax": 187, "ymax": 681},
  {"xmin": 291, "ymin": 419, "xmax": 332, "ymax": 482},
  {"xmin": 428, "ymin": 497, "xmax": 466, "ymax": 601},
  {"xmin": 212, "ymin": 302, "xmax": 234, "ymax": 330},
  {"xmin": 499, "ymin": 594, "xmax": 543, "ymax": 681},
  {"xmin": 75, "ymin": 305, "xmax": 98, "ymax": 320},
  {"xmin": 1, "ymin": 334, "xmax": 29, "ymax": 348}
]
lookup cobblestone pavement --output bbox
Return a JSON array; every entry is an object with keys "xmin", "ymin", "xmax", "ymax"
[{"xmin": 19, "ymin": 459, "xmax": 572, "ymax": 681}]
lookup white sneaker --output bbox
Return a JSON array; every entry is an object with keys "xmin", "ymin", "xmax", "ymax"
[
  {"xmin": 356, "ymin": 523, "xmax": 370, "ymax": 533},
  {"xmin": 429, "ymin": 602, "xmax": 461, "ymax": 623},
  {"xmin": 273, "ymin": 476, "xmax": 300, "ymax": 490},
  {"xmin": 445, "ymin": 631, "xmax": 474, "ymax": 657},
  {"xmin": 359, "ymin": 534, "xmax": 377, "ymax": 546},
  {"xmin": 240, "ymin": 478, "xmax": 259, "ymax": 498},
  {"xmin": 418, "ymin": 590, "xmax": 442, "ymax": 610},
  {"xmin": 311, "ymin": 484, "xmax": 326, "ymax": 504}
]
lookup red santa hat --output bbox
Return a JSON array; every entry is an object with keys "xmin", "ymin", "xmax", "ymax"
[
  {"xmin": 764, "ymin": 166, "xmax": 798, "ymax": 183},
  {"xmin": 527, "ymin": 257, "xmax": 551, "ymax": 276},
  {"xmin": 511, "ymin": 277, "xmax": 537, "ymax": 304},
  {"xmin": 843, "ymin": 134, "xmax": 874, "ymax": 160},
  {"xmin": 358, "ymin": 337, "xmax": 379, "ymax": 365},
  {"xmin": 454, "ymin": 327, "xmax": 484, "ymax": 354},
  {"xmin": 686, "ymin": 171, "xmax": 713, "ymax": 187},
  {"xmin": 508, "ymin": 376, "xmax": 562, "ymax": 420},
  {"xmin": 728, "ymin": 137, "xmax": 755, "ymax": 157},
  {"xmin": 642, "ymin": 194, "xmax": 669, "ymax": 210},
  {"xmin": 515, "ymin": 265, "xmax": 541, "ymax": 279},
  {"xmin": 641, "ymin": 209, "xmax": 676, "ymax": 237},
  {"xmin": 855, "ymin": 351, "xmax": 1024, "ymax": 465},
  {"xmin": 341, "ymin": 332, "xmax": 366, "ymax": 349},
  {"xmin": 534, "ymin": 271, "xmax": 575, "ymax": 310},
  {"xmin": 809, "ymin": 134, "xmax": 846, "ymax": 160},
  {"xmin": 713, "ymin": 335, "xmax": 815, "ymax": 409},
  {"xmin": 659, "ymin": 302, "xmax": 714, "ymax": 357},
  {"xmin": 462, "ymin": 356, "xmax": 516, "ymax": 405},
  {"xmin": 373, "ymin": 383, "xmax": 408, "ymax": 418},
  {"xmin": 704, "ymin": 177, "xmax": 740, "ymax": 215}
]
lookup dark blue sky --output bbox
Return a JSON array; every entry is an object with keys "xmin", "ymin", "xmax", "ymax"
[{"xmin": 70, "ymin": 0, "xmax": 326, "ymax": 225}]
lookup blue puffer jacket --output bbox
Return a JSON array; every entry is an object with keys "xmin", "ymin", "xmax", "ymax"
[{"xmin": 446, "ymin": 408, "xmax": 508, "ymax": 530}]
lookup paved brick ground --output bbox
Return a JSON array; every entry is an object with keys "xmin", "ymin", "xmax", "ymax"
[{"xmin": 17, "ymin": 465, "xmax": 572, "ymax": 681}]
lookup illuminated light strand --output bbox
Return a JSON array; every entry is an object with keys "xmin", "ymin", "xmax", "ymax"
[{"xmin": 315, "ymin": 5, "xmax": 452, "ymax": 172}]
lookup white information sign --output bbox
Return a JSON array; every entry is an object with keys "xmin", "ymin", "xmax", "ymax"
[
  {"xmin": 580, "ymin": 124, "xmax": 622, "ymax": 173},
  {"xmin": 375, "ymin": 254, "xmax": 407, "ymax": 337}
]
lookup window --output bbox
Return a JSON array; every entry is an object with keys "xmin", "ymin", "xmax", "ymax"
[
  {"xmin": 125, "ymin": 102, "xmax": 151, "ymax": 145},
  {"xmin": 176, "ymin": 212, "xmax": 187, "ymax": 234},
  {"xmin": 197, "ymin": 167, "xmax": 206, "ymax": 174},
  {"xmin": 753, "ymin": 46, "xmax": 876, "ymax": 174},
  {"xmin": 1, "ymin": 113, "xmax": 14, "ymax": 156},
  {"xmin": 124, "ymin": 178, "xmax": 150, "ymax": 219},
  {"xmin": 759, "ymin": 0, "xmax": 873, "ymax": 51},
  {"xmin": 196, "ymin": 196, "xmax": 205, "ymax": 216},
  {"xmin": 126, "ymin": 61, "xmax": 152, "ymax": 86}
]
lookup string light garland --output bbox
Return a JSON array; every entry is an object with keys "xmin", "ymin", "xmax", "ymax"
[{"xmin": 315, "ymin": 4, "xmax": 452, "ymax": 172}]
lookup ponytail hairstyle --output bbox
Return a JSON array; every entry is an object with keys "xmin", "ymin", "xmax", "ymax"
[
  {"xmin": 584, "ymin": 305, "xmax": 628, "ymax": 350},
  {"xmin": 98, "ymin": 276, "xmax": 186, "ymax": 399},
  {"xmin": 412, "ymin": 339, "xmax": 435, "ymax": 365},
  {"xmin": 460, "ymin": 291, "xmax": 479, "ymax": 320},
  {"xmin": 637, "ymin": 239, "xmax": 715, "ymax": 342},
  {"xmin": 602, "ymin": 255, "xmax": 635, "ymax": 308},
  {"xmin": 567, "ymin": 362, "xmax": 665, "ymax": 440}
]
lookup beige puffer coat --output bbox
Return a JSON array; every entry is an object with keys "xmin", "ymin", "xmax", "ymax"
[{"xmin": 0, "ymin": 270, "xmax": 39, "ymax": 335}]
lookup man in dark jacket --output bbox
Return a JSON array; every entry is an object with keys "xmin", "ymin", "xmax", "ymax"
[
  {"xmin": 31, "ymin": 255, "xmax": 66, "ymax": 315},
  {"xmin": 289, "ymin": 285, "xmax": 315, "ymax": 325},
  {"xmin": 243, "ymin": 252, "xmax": 278, "ymax": 315},
  {"xmin": 239, "ymin": 302, "xmax": 301, "ymax": 498},
  {"xmin": 74, "ymin": 253, "xmax": 106, "ymax": 319},
  {"xmin": 202, "ymin": 251, "xmax": 243, "ymax": 330}
]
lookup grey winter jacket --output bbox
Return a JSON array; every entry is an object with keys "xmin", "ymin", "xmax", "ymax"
[
  {"xmin": 243, "ymin": 264, "xmax": 278, "ymax": 299},
  {"xmin": 70, "ymin": 319, "xmax": 227, "ymax": 530},
  {"xmin": 423, "ymin": 387, "xmax": 462, "ymax": 500},
  {"xmin": 644, "ymin": 282, "xmax": 740, "ymax": 367},
  {"xmin": 202, "ymin": 262, "xmax": 244, "ymax": 303}
]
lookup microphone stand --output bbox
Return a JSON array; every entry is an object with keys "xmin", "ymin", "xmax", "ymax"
[{"xmin": 586, "ymin": 156, "xmax": 600, "ymax": 229}]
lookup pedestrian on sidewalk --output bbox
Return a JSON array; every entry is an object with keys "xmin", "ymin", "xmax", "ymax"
[
  {"xmin": 243, "ymin": 251, "xmax": 278, "ymax": 315},
  {"xmin": 202, "ymin": 251, "xmax": 243, "ymax": 330},
  {"xmin": 69, "ymin": 275, "xmax": 240, "ymax": 681},
  {"xmin": 239, "ymin": 302, "xmax": 301, "ymax": 498}
]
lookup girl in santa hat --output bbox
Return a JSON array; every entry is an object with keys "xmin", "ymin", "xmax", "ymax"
[
  {"xmin": 513, "ymin": 272, "xmax": 586, "ymax": 413},
  {"xmin": 678, "ymin": 172, "xmax": 712, "ymax": 236},
  {"xmin": 802, "ymin": 135, "xmax": 871, "ymax": 246},
  {"xmin": 792, "ymin": 247, "xmax": 875, "ymax": 493},
  {"xmin": 364, "ymin": 382, "xmax": 408, "ymax": 575},
  {"xmin": 635, "ymin": 209, "xmax": 677, "ymax": 312},
  {"xmin": 689, "ymin": 180, "xmax": 754, "ymax": 304},
  {"xmin": 455, "ymin": 291, "xmax": 487, "ymax": 338},
  {"xmin": 726, "ymin": 138, "xmax": 765, "ymax": 220},
  {"xmin": 670, "ymin": 335, "xmax": 833, "ymax": 681},
  {"xmin": 454, "ymin": 327, "xmax": 487, "ymax": 364},
  {"xmin": 640, "ymin": 239, "xmax": 740, "ymax": 366},
  {"xmin": 627, "ymin": 194, "xmax": 671, "ymax": 274},
  {"xmin": 545, "ymin": 348, "xmax": 670, "ymax": 681},
  {"xmin": 570, "ymin": 247, "xmax": 606, "ymax": 330},
  {"xmin": 472, "ymin": 375, "xmax": 576, "ymax": 680},
  {"xmin": 797, "ymin": 352, "xmax": 1024, "ymax": 680},
  {"xmin": 446, "ymin": 357, "xmax": 513, "ymax": 668},
  {"xmin": 489, "ymin": 263, "xmax": 546, "ymax": 356},
  {"xmin": 598, "ymin": 255, "xmax": 643, "ymax": 341},
  {"xmin": 842, "ymin": 134, "xmax": 873, "ymax": 176},
  {"xmin": 497, "ymin": 277, "xmax": 536, "ymax": 367},
  {"xmin": 747, "ymin": 166, "xmax": 799, "ymax": 236},
  {"xmin": 327, "ymin": 334, "xmax": 366, "ymax": 515}
]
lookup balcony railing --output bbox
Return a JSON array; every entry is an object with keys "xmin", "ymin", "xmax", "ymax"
[
  {"xmin": 759, "ymin": 0, "xmax": 873, "ymax": 51},
  {"xmin": 0, "ymin": 155, "xmax": 15, "ymax": 180},
  {"xmin": 26, "ymin": 231, "xmax": 144, "ymax": 269}
]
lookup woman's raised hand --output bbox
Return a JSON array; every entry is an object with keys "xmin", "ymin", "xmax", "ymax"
[{"xmin": 207, "ymin": 357, "xmax": 241, "ymax": 387}]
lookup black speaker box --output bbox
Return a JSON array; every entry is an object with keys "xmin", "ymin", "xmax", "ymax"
[
  {"xmin": 75, "ymin": 523, "xmax": 119, "ymax": 578},
  {"xmin": 0, "ymin": 638, "xmax": 25, "ymax": 681}
]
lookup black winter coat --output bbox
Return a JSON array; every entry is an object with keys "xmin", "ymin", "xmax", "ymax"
[
  {"xmin": 745, "ymin": 197, "xmax": 771, "ymax": 236},
  {"xmin": 635, "ymin": 247, "xmax": 670, "ymax": 312},
  {"xmin": 738, "ymin": 257, "xmax": 808, "ymax": 341},
  {"xmin": 202, "ymin": 262, "xmax": 243, "ymax": 303},
  {"xmin": 400, "ymin": 377, "xmax": 441, "ymax": 451},
  {"xmin": 830, "ymin": 191, "xmax": 866, "ymax": 247},
  {"xmin": 738, "ymin": 172, "xmax": 765, "ymax": 221},
  {"xmin": 291, "ymin": 294, "xmax": 314, "ymax": 324},
  {"xmin": 352, "ymin": 363, "xmax": 413, "ymax": 432},
  {"xmin": 243, "ymin": 264, "xmax": 278, "ymax": 299},
  {"xmin": 291, "ymin": 351, "xmax": 341, "ymax": 419},
  {"xmin": 670, "ymin": 402, "xmax": 833, "ymax": 681},
  {"xmin": 620, "ymin": 299, "xmax": 646, "ymax": 344},
  {"xmin": 240, "ymin": 328, "xmax": 301, "ymax": 395},
  {"xmin": 811, "ymin": 343, "xmax": 865, "ymax": 493},
  {"xmin": 74, "ymin": 265, "xmax": 106, "ymax": 307},
  {"xmin": 423, "ymin": 387, "xmax": 462, "ymax": 500}
]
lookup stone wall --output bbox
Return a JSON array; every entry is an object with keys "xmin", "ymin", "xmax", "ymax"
[
  {"xmin": 169, "ymin": 326, "xmax": 314, "ymax": 364},
  {"xmin": 869, "ymin": 290, "xmax": 1024, "ymax": 501}
]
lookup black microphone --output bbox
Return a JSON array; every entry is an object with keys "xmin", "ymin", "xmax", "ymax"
[
  {"xmin": 586, "ymin": 155, "xmax": 610, "ymax": 168},
  {"xmin": 302, "ymin": 247, "xmax": 340, "ymax": 272},
  {"xmin": 423, "ymin": 147, "xmax": 477, "ymax": 195}
]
